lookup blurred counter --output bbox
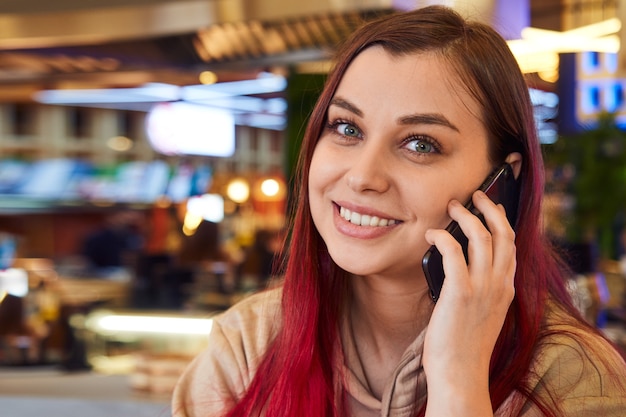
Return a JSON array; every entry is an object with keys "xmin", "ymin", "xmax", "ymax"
[{"xmin": 80, "ymin": 309, "xmax": 215, "ymax": 398}]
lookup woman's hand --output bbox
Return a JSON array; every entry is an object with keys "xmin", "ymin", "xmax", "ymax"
[{"xmin": 422, "ymin": 190, "xmax": 517, "ymax": 416}]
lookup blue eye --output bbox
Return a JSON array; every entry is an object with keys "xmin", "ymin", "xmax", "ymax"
[{"xmin": 336, "ymin": 123, "xmax": 361, "ymax": 137}]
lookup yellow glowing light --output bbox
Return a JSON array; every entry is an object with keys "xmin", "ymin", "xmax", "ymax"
[
  {"xmin": 260, "ymin": 178, "xmax": 280, "ymax": 197},
  {"xmin": 226, "ymin": 178, "xmax": 250, "ymax": 203},
  {"xmin": 538, "ymin": 69, "xmax": 560, "ymax": 83},
  {"xmin": 182, "ymin": 212, "xmax": 203, "ymax": 236},
  {"xmin": 199, "ymin": 71, "xmax": 218, "ymax": 85},
  {"xmin": 107, "ymin": 136, "xmax": 133, "ymax": 152}
]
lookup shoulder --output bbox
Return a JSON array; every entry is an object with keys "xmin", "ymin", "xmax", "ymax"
[
  {"xmin": 200, "ymin": 285, "xmax": 283, "ymax": 370},
  {"xmin": 536, "ymin": 303, "xmax": 625, "ymax": 373},
  {"xmin": 215, "ymin": 286, "xmax": 283, "ymax": 346},
  {"xmin": 172, "ymin": 287, "xmax": 283, "ymax": 416},
  {"xmin": 533, "ymin": 323, "xmax": 624, "ymax": 388},
  {"xmin": 523, "ymin": 303, "xmax": 626, "ymax": 414}
]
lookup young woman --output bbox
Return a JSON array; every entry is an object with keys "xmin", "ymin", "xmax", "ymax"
[{"xmin": 173, "ymin": 5, "xmax": 626, "ymax": 416}]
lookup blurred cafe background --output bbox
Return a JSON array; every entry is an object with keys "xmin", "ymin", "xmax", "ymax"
[{"xmin": 1, "ymin": 0, "xmax": 626, "ymax": 415}]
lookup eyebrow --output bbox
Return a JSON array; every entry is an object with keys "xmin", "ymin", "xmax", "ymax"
[
  {"xmin": 329, "ymin": 96, "xmax": 459, "ymax": 133},
  {"xmin": 329, "ymin": 97, "xmax": 362, "ymax": 117},
  {"xmin": 398, "ymin": 114, "xmax": 459, "ymax": 132}
]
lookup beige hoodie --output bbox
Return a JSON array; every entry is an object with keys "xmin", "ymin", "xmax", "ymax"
[{"xmin": 172, "ymin": 287, "xmax": 626, "ymax": 416}]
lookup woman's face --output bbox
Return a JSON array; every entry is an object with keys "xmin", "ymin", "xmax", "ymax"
[{"xmin": 309, "ymin": 46, "xmax": 494, "ymax": 283}]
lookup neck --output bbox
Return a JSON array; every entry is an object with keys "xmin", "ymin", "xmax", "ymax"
[
  {"xmin": 349, "ymin": 274, "xmax": 433, "ymax": 352},
  {"xmin": 347, "ymin": 274, "xmax": 433, "ymax": 398}
]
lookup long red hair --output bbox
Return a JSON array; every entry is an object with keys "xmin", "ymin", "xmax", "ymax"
[{"xmin": 225, "ymin": 6, "xmax": 603, "ymax": 416}]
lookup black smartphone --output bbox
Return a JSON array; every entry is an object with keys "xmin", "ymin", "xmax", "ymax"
[{"xmin": 421, "ymin": 163, "xmax": 520, "ymax": 302}]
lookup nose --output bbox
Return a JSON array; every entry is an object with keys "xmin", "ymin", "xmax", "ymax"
[{"xmin": 345, "ymin": 143, "xmax": 391, "ymax": 193}]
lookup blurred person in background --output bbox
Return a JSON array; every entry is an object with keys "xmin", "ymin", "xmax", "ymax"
[
  {"xmin": 80, "ymin": 210, "xmax": 144, "ymax": 278},
  {"xmin": 175, "ymin": 218, "xmax": 234, "ymax": 298},
  {"xmin": 239, "ymin": 228, "xmax": 285, "ymax": 290}
]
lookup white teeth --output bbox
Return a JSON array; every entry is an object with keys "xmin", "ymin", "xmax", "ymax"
[{"xmin": 339, "ymin": 206, "xmax": 397, "ymax": 227}]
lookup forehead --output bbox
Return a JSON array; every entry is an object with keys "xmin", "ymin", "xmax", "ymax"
[{"xmin": 332, "ymin": 46, "xmax": 484, "ymax": 125}]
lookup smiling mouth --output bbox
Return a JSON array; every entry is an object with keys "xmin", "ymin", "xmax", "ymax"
[{"xmin": 339, "ymin": 206, "xmax": 398, "ymax": 227}]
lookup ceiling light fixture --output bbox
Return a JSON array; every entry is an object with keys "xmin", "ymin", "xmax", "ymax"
[
  {"xmin": 33, "ymin": 73, "xmax": 286, "ymax": 105},
  {"xmin": 32, "ymin": 73, "xmax": 287, "ymax": 130},
  {"xmin": 34, "ymin": 82, "xmax": 181, "ymax": 104},
  {"xmin": 508, "ymin": 18, "xmax": 621, "ymax": 75}
]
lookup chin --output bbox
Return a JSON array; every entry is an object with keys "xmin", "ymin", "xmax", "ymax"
[{"xmin": 328, "ymin": 250, "xmax": 386, "ymax": 277}]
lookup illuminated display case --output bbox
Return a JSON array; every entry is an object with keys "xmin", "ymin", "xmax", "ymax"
[{"xmin": 79, "ymin": 309, "xmax": 216, "ymax": 397}]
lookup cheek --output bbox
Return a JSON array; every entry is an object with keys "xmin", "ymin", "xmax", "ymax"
[
  {"xmin": 308, "ymin": 146, "xmax": 336, "ymax": 218},
  {"xmin": 308, "ymin": 151, "xmax": 323, "ymax": 199},
  {"xmin": 309, "ymin": 143, "xmax": 340, "ymax": 193},
  {"xmin": 427, "ymin": 200, "xmax": 455, "ymax": 230},
  {"xmin": 400, "ymin": 176, "xmax": 465, "ymax": 229}
]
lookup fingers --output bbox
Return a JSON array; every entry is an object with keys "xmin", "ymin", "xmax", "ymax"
[
  {"xmin": 425, "ymin": 190, "xmax": 516, "ymax": 302},
  {"xmin": 470, "ymin": 191, "xmax": 517, "ymax": 296}
]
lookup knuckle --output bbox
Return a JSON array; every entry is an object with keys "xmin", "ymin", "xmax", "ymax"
[
  {"xmin": 475, "ymin": 229, "xmax": 492, "ymax": 245},
  {"xmin": 503, "ymin": 285, "xmax": 516, "ymax": 304},
  {"xmin": 449, "ymin": 242, "xmax": 465, "ymax": 258}
]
